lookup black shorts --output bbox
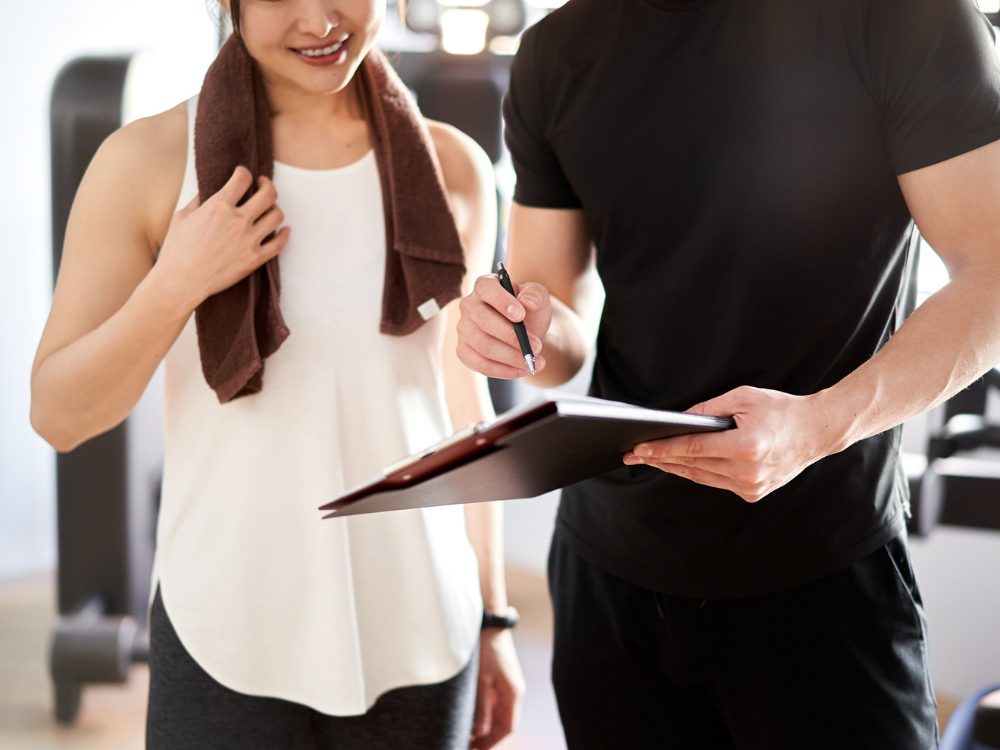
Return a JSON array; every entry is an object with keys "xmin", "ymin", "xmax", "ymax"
[
  {"xmin": 146, "ymin": 588, "xmax": 478, "ymax": 750},
  {"xmin": 548, "ymin": 530, "xmax": 938, "ymax": 750}
]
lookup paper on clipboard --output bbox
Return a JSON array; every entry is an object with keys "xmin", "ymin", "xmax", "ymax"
[{"xmin": 318, "ymin": 392, "xmax": 734, "ymax": 518}]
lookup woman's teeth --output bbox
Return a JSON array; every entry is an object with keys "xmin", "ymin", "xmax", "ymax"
[{"xmin": 298, "ymin": 37, "xmax": 349, "ymax": 57}]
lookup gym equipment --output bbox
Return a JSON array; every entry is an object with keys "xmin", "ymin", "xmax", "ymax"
[{"xmin": 49, "ymin": 55, "xmax": 163, "ymax": 724}]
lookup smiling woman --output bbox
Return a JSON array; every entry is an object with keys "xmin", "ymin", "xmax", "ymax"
[
  {"xmin": 29, "ymin": 0, "xmax": 523, "ymax": 747},
  {"xmin": 225, "ymin": 0, "xmax": 383, "ymax": 91}
]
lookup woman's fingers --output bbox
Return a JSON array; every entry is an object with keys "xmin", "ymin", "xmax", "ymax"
[
  {"xmin": 240, "ymin": 176, "xmax": 279, "ymax": 221},
  {"xmin": 472, "ymin": 679, "xmax": 493, "ymax": 744},
  {"xmin": 216, "ymin": 165, "xmax": 254, "ymax": 206},
  {"xmin": 258, "ymin": 226, "xmax": 291, "ymax": 263},
  {"xmin": 253, "ymin": 205, "xmax": 285, "ymax": 244}
]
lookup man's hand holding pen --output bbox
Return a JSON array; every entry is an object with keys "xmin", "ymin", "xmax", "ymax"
[{"xmin": 457, "ymin": 268, "xmax": 552, "ymax": 380}]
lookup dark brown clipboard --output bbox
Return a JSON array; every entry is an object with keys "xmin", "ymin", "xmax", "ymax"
[{"xmin": 318, "ymin": 395, "xmax": 735, "ymax": 518}]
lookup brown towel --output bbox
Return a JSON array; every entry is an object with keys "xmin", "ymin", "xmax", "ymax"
[{"xmin": 194, "ymin": 36, "xmax": 466, "ymax": 403}]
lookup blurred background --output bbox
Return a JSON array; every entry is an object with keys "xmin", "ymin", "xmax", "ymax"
[{"xmin": 1, "ymin": 1, "xmax": 1000, "ymax": 748}]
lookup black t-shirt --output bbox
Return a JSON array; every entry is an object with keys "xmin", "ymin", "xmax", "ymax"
[{"xmin": 504, "ymin": 0, "xmax": 1000, "ymax": 597}]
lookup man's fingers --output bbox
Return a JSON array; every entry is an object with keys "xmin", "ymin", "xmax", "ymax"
[
  {"xmin": 625, "ymin": 452, "xmax": 734, "ymax": 475},
  {"xmin": 217, "ymin": 165, "xmax": 254, "ymax": 205},
  {"xmin": 460, "ymin": 305, "xmax": 543, "ymax": 353},
  {"xmin": 460, "ymin": 321, "xmax": 542, "ymax": 371},
  {"xmin": 517, "ymin": 281, "xmax": 549, "ymax": 311},
  {"xmin": 633, "ymin": 428, "xmax": 746, "ymax": 462},
  {"xmin": 652, "ymin": 461, "xmax": 768, "ymax": 503},
  {"xmin": 457, "ymin": 343, "xmax": 534, "ymax": 380},
  {"xmin": 649, "ymin": 462, "xmax": 740, "ymax": 493},
  {"xmin": 473, "ymin": 275, "xmax": 526, "ymax": 322}
]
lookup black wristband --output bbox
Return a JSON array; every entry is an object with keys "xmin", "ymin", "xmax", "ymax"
[{"xmin": 481, "ymin": 607, "xmax": 519, "ymax": 630}]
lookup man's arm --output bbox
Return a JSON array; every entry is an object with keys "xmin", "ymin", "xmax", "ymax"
[
  {"xmin": 456, "ymin": 202, "xmax": 597, "ymax": 388},
  {"xmin": 626, "ymin": 140, "xmax": 1000, "ymax": 503}
]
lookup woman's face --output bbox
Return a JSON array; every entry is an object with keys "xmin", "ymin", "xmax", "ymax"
[{"xmin": 233, "ymin": 0, "xmax": 385, "ymax": 97}]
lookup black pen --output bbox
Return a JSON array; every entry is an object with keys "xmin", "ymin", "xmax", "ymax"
[{"xmin": 495, "ymin": 262, "xmax": 537, "ymax": 376}]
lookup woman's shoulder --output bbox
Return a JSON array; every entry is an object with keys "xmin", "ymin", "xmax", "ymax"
[
  {"xmin": 426, "ymin": 120, "xmax": 494, "ymax": 201},
  {"xmin": 91, "ymin": 101, "xmax": 190, "ymax": 249},
  {"xmin": 425, "ymin": 120, "xmax": 497, "ymax": 269},
  {"xmin": 98, "ymin": 100, "xmax": 188, "ymax": 182}
]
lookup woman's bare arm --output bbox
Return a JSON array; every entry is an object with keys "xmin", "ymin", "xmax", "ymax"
[{"xmin": 30, "ymin": 103, "xmax": 289, "ymax": 451}]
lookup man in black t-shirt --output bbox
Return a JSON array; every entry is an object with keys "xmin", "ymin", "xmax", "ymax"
[{"xmin": 457, "ymin": 0, "xmax": 1000, "ymax": 747}]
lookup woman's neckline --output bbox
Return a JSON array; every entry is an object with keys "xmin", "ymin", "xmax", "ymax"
[{"xmin": 273, "ymin": 148, "xmax": 375, "ymax": 176}]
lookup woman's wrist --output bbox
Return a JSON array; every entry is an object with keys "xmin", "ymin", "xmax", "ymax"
[
  {"xmin": 481, "ymin": 584, "xmax": 509, "ymax": 613},
  {"xmin": 481, "ymin": 606, "xmax": 519, "ymax": 630},
  {"xmin": 140, "ymin": 263, "xmax": 201, "ymax": 321}
]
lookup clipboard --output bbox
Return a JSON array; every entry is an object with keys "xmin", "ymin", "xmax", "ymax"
[{"xmin": 318, "ymin": 394, "xmax": 735, "ymax": 518}]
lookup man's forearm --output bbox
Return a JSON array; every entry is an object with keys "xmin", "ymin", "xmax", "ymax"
[{"xmin": 814, "ymin": 266, "xmax": 1000, "ymax": 457}]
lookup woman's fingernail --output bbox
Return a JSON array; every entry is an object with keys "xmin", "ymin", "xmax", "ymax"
[
  {"xmin": 521, "ymin": 294, "xmax": 539, "ymax": 308},
  {"xmin": 636, "ymin": 445, "xmax": 652, "ymax": 457},
  {"xmin": 507, "ymin": 303, "xmax": 522, "ymax": 319}
]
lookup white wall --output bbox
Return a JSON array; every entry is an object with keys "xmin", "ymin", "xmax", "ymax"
[
  {"xmin": 0, "ymin": 2, "xmax": 217, "ymax": 582},
  {"xmin": 911, "ymin": 527, "xmax": 1000, "ymax": 697}
]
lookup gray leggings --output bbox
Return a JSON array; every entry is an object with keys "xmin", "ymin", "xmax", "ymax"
[{"xmin": 146, "ymin": 588, "xmax": 478, "ymax": 750}]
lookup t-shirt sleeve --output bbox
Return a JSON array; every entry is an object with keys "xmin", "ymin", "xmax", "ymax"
[
  {"xmin": 502, "ymin": 25, "xmax": 582, "ymax": 208},
  {"xmin": 865, "ymin": 0, "xmax": 1000, "ymax": 175}
]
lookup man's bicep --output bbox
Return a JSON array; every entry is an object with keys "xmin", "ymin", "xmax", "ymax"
[
  {"xmin": 899, "ymin": 138, "xmax": 1000, "ymax": 274},
  {"xmin": 507, "ymin": 202, "xmax": 597, "ymax": 314}
]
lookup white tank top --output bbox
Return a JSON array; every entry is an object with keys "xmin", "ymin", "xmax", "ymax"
[{"xmin": 150, "ymin": 96, "xmax": 482, "ymax": 715}]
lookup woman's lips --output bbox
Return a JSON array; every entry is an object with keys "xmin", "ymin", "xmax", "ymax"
[{"xmin": 291, "ymin": 34, "xmax": 351, "ymax": 66}]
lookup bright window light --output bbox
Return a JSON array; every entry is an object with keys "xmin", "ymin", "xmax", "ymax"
[
  {"xmin": 122, "ymin": 50, "xmax": 210, "ymax": 125},
  {"xmin": 980, "ymin": 0, "xmax": 1000, "ymax": 13},
  {"xmin": 440, "ymin": 9, "xmax": 490, "ymax": 55},
  {"xmin": 916, "ymin": 244, "xmax": 949, "ymax": 306},
  {"xmin": 489, "ymin": 35, "xmax": 521, "ymax": 55}
]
